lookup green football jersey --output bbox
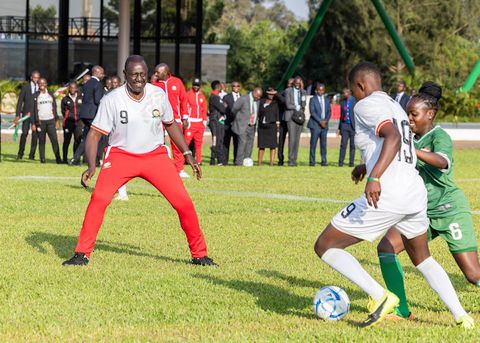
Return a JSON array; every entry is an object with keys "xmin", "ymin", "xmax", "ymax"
[{"xmin": 414, "ymin": 126, "xmax": 470, "ymax": 218}]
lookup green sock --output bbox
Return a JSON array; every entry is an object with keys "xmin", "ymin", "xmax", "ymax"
[{"xmin": 379, "ymin": 252, "xmax": 410, "ymax": 317}]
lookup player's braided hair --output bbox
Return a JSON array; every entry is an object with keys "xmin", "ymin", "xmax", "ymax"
[{"xmin": 411, "ymin": 81, "xmax": 442, "ymax": 114}]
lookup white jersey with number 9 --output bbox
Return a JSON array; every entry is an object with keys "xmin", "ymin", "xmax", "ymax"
[{"xmin": 353, "ymin": 91, "xmax": 427, "ymax": 214}]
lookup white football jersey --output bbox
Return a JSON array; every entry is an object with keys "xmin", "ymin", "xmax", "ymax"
[
  {"xmin": 92, "ymin": 83, "xmax": 174, "ymax": 154},
  {"xmin": 354, "ymin": 91, "xmax": 427, "ymax": 214}
]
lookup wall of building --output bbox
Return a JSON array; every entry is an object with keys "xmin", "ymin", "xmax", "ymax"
[{"xmin": 0, "ymin": 39, "xmax": 229, "ymax": 83}]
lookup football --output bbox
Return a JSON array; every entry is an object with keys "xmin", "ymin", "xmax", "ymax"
[{"xmin": 314, "ymin": 286, "xmax": 350, "ymax": 321}]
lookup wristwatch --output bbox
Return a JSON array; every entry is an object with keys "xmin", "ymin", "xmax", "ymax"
[{"xmin": 183, "ymin": 150, "xmax": 193, "ymax": 156}]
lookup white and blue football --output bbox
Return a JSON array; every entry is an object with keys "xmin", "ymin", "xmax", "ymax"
[{"xmin": 313, "ymin": 286, "xmax": 350, "ymax": 321}]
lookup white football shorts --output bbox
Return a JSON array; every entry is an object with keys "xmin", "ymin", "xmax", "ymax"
[{"xmin": 331, "ymin": 194, "xmax": 428, "ymax": 242}]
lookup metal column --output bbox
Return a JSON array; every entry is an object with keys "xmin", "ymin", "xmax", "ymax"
[
  {"xmin": 133, "ymin": 0, "xmax": 141, "ymax": 55},
  {"xmin": 174, "ymin": 0, "xmax": 181, "ymax": 75},
  {"xmin": 276, "ymin": 0, "xmax": 334, "ymax": 89},
  {"xmin": 459, "ymin": 60, "xmax": 480, "ymax": 93},
  {"xmin": 25, "ymin": 0, "xmax": 30, "ymax": 80},
  {"xmin": 58, "ymin": 0, "xmax": 70, "ymax": 83},
  {"xmin": 99, "ymin": 0, "xmax": 104, "ymax": 66},
  {"xmin": 155, "ymin": 0, "xmax": 162, "ymax": 65},
  {"xmin": 118, "ymin": 0, "xmax": 131, "ymax": 79},
  {"xmin": 370, "ymin": 0, "xmax": 414, "ymax": 73},
  {"xmin": 194, "ymin": 0, "xmax": 202, "ymax": 78}
]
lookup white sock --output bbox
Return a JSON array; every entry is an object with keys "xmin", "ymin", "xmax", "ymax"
[
  {"xmin": 322, "ymin": 248, "xmax": 385, "ymax": 300},
  {"xmin": 118, "ymin": 185, "xmax": 128, "ymax": 197},
  {"xmin": 416, "ymin": 256, "xmax": 467, "ymax": 320}
]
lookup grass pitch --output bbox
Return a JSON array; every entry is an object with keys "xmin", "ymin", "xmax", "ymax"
[{"xmin": 0, "ymin": 141, "xmax": 479, "ymax": 342}]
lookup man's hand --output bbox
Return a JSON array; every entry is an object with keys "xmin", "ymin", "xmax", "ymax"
[
  {"xmin": 365, "ymin": 179, "xmax": 381, "ymax": 208},
  {"xmin": 55, "ymin": 121, "xmax": 60, "ymax": 129},
  {"xmin": 336, "ymin": 129, "xmax": 340, "ymax": 137},
  {"xmin": 31, "ymin": 124, "xmax": 36, "ymax": 132},
  {"xmin": 14, "ymin": 117, "xmax": 19, "ymax": 125},
  {"xmin": 81, "ymin": 167, "xmax": 96, "ymax": 188},
  {"xmin": 182, "ymin": 119, "xmax": 189, "ymax": 130},
  {"xmin": 351, "ymin": 164, "xmax": 366, "ymax": 184},
  {"xmin": 320, "ymin": 120, "xmax": 327, "ymax": 129},
  {"xmin": 185, "ymin": 154, "xmax": 202, "ymax": 180}
]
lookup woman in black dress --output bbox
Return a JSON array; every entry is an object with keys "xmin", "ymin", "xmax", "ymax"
[{"xmin": 257, "ymin": 88, "xmax": 280, "ymax": 166}]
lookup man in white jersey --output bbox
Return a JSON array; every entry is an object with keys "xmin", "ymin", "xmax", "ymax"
[
  {"xmin": 313, "ymin": 62, "xmax": 473, "ymax": 328},
  {"xmin": 63, "ymin": 55, "xmax": 216, "ymax": 267}
]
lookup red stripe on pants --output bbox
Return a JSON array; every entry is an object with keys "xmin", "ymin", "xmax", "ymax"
[
  {"xmin": 170, "ymin": 122, "xmax": 185, "ymax": 172},
  {"xmin": 74, "ymin": 145, "xmax": 208, "ymax": 258},
  {"xmin": 184, "ymin": 123, "xmax": 205, "ymax": 164}
]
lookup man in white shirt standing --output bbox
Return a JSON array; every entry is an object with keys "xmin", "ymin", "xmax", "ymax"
[
  {"xmin": 313, "ymin": 61, "xmax": 473, "ymax": 328},
  {"xmin": 63, "ymin": 55, "xmax": 215, "ymax": 267}
]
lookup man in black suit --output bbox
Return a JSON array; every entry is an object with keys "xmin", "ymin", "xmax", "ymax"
[
  {"xmin": 15, "ymin": 70, "xmax": 40, "ymax": 160},
  {"xmin": 337, "ymin": 88, "xmax": 356, "ymax": 167},
  {"xmin": 392, "ymin": 80, "xmax": 410, "ymax": 111},
  {"xmin": 222, "ymin": 81, "xmax": 241, "ymax": 164},
  {"xmin": 277, "ymin": 78, "xmax": 294, "ymax": 166},
  {"xmin": 307, "ymin": 83, "xmax": 331, "ymax": 166},
  {"xmin": 208, "ymin": 80, "xmax": 227, "ymax": 165},
  {"xmin": 71, "ymin": 65, "xmax": 105, "ymax": 165}
]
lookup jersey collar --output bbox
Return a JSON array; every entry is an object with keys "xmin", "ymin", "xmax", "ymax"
[{"xmin": 124, "ymin": 85, "xmax": 147, "ymax": 102}]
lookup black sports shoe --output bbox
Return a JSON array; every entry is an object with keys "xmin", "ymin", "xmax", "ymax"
[
  {"xmin": 62, "ymin": 253, "xmax": 89, "ymax": 266},
  {"xmin": 191, "ymin": 256, "xmax": 217, "ymax": 266}
]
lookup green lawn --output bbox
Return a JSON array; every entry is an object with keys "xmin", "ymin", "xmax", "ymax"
[{"xmin": 0, "ymin": 141, "xmax": 479, "ymax": 342}]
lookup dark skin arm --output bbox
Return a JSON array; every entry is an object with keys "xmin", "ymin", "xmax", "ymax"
[
  {"xmin": 165, "ymin": 122, "xmax": 202, "ymax": 180},
  {"xmin": 415, "ymin": 149, "xmax": 448, "ymax": 169},
  {"xmin": 81, "ymin": 128, "xmax": 103, "ymax": 188},
  {"xmin": 365, "ymin": 122, "xmax": 401, "ymax": 208}
]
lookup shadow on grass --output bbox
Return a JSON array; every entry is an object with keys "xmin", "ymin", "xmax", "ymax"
[
  {"xmin": 25, "ymin": 231, "xmax": 189, "ymax": 264},
  {"xmin": 193, "ymin": 274, "xmax": 313, "ymax": 318},
  {"xmin": 64, "ymin": 184, "xmax": 161, "ymax": 198},
  {"xmin": 257, "ymin": 269, "xmax": 367, "ymax": 313}
]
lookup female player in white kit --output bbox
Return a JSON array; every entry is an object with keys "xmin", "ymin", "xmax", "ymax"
[
  {"xmin": 313, "ymin": 62, "xmax": 473, "ymax": 328},
  {"xmin": 63, "ymin": 55, "xmax": 215, "ymax": 267}
]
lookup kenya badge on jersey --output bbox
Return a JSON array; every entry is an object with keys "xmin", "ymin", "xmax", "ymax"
[
  {"xmin": 152, "ymin": 109, "xmax": 161, "ymax": 118},
  {"xmin": 172, "ymin": 85, "xmax": 177, "ymax": 91}
]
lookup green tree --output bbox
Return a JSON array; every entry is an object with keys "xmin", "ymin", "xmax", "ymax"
[{"xmin": 30, "ymin": 5, "xmax": 56, "ymax": 33}]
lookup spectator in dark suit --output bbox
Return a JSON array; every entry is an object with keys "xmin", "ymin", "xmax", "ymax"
[
  {"xmin": 277, "ymin": 78, "xmax": 293, "ymax": 166},
  {"xmin": 15, "ymin": 70, "xmax": 40, "ymax": 160},
  {"xmin": 208, "ymin": 80, "xmax": 227, "ymax": 165},
  {"xmin": 337, "ymin": 88, "xmax": 356, "ymax": 167},
  {"xmin": 308, "ymin": 83, "xmax": 331, "ymax": 166},
  {"xmin": 284, "ymin": 76, "xmax": 306, "ymax": 166},
  {"xmin": 392, "ymin": 80, "xmax": 410, "ymax": 111},
  {"xmin": 70, "ymin": 65, "xmax": 105, "ymax": 165},
  {"xmin": 223, "ymin": 81, "xmax": 241, "ymax": 164},
  {"xmin": 231, "ymin": 88, "xmax": 263, "ymax": 166},
  {"xmin": 61, "ymin": 82, "xmax": 83, "ymax": 163}
]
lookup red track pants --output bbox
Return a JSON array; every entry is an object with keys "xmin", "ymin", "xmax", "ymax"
[
  {"xmin": 184, "ymin": 123, "xmax": 206, "ymax": 164},
  {"xmin": 75, "ymin": 145, "xmax": 208, "ymax": 258},
  {"xmin": 170, "ymin": 122, "xmax": 185, "ymax": 172}
]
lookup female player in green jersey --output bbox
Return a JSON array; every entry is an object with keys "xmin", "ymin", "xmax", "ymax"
[{"xmin": 377, "ymin": 82, "xmax": 480, "ymax": 320}]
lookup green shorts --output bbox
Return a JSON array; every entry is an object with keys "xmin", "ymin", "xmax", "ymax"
[{"xmin": 428, "ymin": 212, "xmax": 478, "ymax": 253}]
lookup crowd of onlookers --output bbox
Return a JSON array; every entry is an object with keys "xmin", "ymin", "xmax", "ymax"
[{"xmin": 13, "ymin": 65, "xmax": 412, "ymax": 171}]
